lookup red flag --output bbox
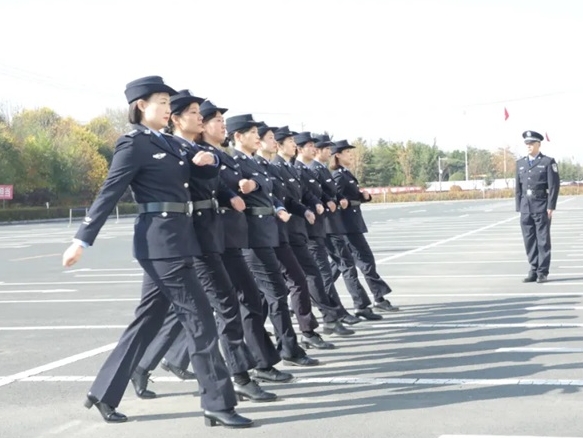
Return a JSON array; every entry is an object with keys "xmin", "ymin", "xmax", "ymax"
[
  {"xmin": 545, "ymin": 132, "xmax": 550, "ymax": 142},
  {"xmin": 504, "ymin": 107, "xmax": 509, "ymax": 121}
]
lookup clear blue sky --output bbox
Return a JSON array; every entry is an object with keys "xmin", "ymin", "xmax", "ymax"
[{"xmin": 1, "ymin": 0, "xmax": 582, "ymax": 161}]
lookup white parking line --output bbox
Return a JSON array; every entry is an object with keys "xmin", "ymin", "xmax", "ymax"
[
  {"xmin": 0, "ymin": 343, "xmax": 117, "ymax": 388},
  {"xmin": 496, "ymin": 347, "xmax": 583, "ymax": 353}
]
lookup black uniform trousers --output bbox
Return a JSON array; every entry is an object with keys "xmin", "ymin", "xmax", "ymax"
[
  {"xmin": 326, "ymin": 234, "xmax": 373, "ymax": 309},
  {"xmin": 165, "ymin": 328, "xmax": 190, "ymax": 370},
  {"xmin": 307, "ymin": 236, "xmax": 351, "ymax": 315},
  {"xmin": 137, "ymin": 253, "xmax": 256, "ymax": 375},
  {"xmin": 290, "ymin": 243, "xmax": 347, "ymax": 323},
  {"xmin": 520, "ymin": 212, "xmax": 552, "ymax": 275},
  {"xmin": 222, "ymin": 248, "xmax": 282, "ymax": 369},
  {"xmin": 274, "ymin": 243, "xmax": 319, "ymax": 332},
  {"xmin": 138, "ymin": 309, "xmax": 190, "ymax": 373},
  {"xmin": 89, "ymin": 257, "xmax": 236, "ymax": 411},
  {"xmin": 342, "ymin": 233, "xmax": 391, "ymax": 303},
  {"xmin": 243, "ymin": 247, "xmax": 306, "ymax": 359}
]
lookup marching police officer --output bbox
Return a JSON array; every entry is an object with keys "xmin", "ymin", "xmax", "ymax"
[
  {"xmin": 131, "ymin": 91, "xmax": 277, "ymax": 403},
  {"xmin": 62, "ymin": 76, "xmax": 252, "ymax": 428},
  {"xmin": 310, "ymin": 134, "xmax": 382, "ymax": 321},
  {"xmin": 331, "ymin": 140, "xmax": 399, "ymax": 312},
  {"xmin": 226, "ymin": 114, "xmax": 319, "ymax": 367},
  {"xmin": 255, "ymin": 123, "xmax": 334, "ymax": 349},
  {"xmin": 515, "ymin": 130, "xmax": 560, "ymax": 283}
]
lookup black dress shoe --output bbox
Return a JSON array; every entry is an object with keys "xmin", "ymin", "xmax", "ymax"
[
  {"xmin": 161, "ymin": 358, "xmax": 196, "ymax": 380},
  {"xmin": 523, "ymin": 273, "xmax": 537, "ymax": 283},
  {"xmin": 84, "ymin": 393, "xmax": 128, "ymax": 423},
  {"xmin": 203, "ymin": 409, "xmax": 253, "ymax": 428},
  {"xmin": 130, "ymin": 371, "xmax": 156, "ymax": 399},
  {"xmin": 249, "ymin": 367, "xmax": 294, "ymax": 383},
  {"xmin": 301, "ymin": 333, "xmax": 335, "ymax": 349},
  {"xmin": 234, "ymin": 380, "xmax": 277, "ymax": 402},
  {"xmin": 355, "ymin": 307, "xmax": 383, "ymax": 320},
  {"xmin": 374, "ymin": 300, "xmax": 400, "ymax": 312},
  {"xmin": 322, "ymin": 321, "xmax": 355, "ymax": 336},
  {"xmin": 537, "ymin": 274, "xmax": 548, "ymax": 283},
  {"xmin": 340, "ymin": 314, "xmax": 361, "ymax": 325},
  {"xmin": 282, "ymin": 355, "xmax": 320, "ymax": 367}
]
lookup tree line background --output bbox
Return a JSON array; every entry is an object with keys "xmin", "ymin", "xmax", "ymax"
[{"xmin": 1, "ymin": 106, "xmax": 582, "ymax": 207}]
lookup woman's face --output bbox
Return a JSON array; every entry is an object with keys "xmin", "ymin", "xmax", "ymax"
[
  {"xmin": 203, "ymin": 111, "xmax": 226, "ymax": 144},
  {"xmin": 237, "ymin": 126, "xmax": 261, "ymax": 154},
  {"xmin": 337, "ymin": 148, "xmax": 353, "ymax": 167},
  {"xmin": 139, "ymin": 92, "xmax": 171, "ymax": 130},
  {"xmin": 278, "ymin": 136, "xmax": 297, "ymax": 159},
  {"xmin": 260, "ymin": 130, "xmax": 278, "ymax": 154},
  {"xmin": 172, "ymin": 102, "xmax": 203, "ymax": 136}
]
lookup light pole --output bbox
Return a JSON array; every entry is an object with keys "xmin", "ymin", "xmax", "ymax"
[
  {"xmin": 438, "ymin": 157, "xmax": 448, "ymax": 192},
  {"xmin": 465, "ymin": 145, "xmax": 469, "ymax": 181}
]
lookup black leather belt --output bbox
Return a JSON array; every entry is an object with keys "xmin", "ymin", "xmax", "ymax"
[
  {"xmin": 350, "ymin": 200, "xmax": 362, "ymax": 206},
  {"xmin": 525, "ymin": 189, "xmax": 547, "ymax": 196},
  {"xmin": 137, "ymin": 202, "xmax": 192, "ymax": 215},
  {"xmin": 192, "ymin": 198, "xmax": 218, "ymax": 211},
  {"xmin": 245, "ymin": 206, "xmax": 275, "ymax": 216}
]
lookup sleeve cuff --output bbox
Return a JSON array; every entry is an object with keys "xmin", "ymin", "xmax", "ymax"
[{"xmin": 72, "ymin": 238, "xmax": 89, "ymax": 248}]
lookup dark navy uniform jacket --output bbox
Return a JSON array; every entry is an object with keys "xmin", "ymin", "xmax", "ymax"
[
  {"xmin": 74, "ymin": 125, "xmax": 218, "ymax": 260},
  {"xmin": 271, "ymin": 155, "xmax": 320, "ymax": 245},
  {"xmin": 174, "ymin": 138, "xmax": 228, "ymax": 254},
  {"xmin": 232, "ymin": 149, "xmax": 283, "ymax": 248},
  {"xmin": 309, "ymin": 159, "xmax": 347, "ymax": 235},
  {"xmin": 255, "ymin": 154, "xmax": 308, "ymax": 246},
  {"xmin": 515, "ymin": 153, "xmax": 560, "ymax": 214},
  {"xmin": 216, "ymin": 148, "xmax": 249, "ymax": 249},
  {"xmin": 295, "ymin": 159, "xmax": 331, "ymax": 239},
  {"xmin": 333, "ymin": 166, "xmax": 371, "ymax": 234}
]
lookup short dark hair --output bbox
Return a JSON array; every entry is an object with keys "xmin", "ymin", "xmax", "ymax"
[
  {"xmin": 203, "ymin": 110, "xmax": 221, "ymax": 124},
  {"xmin": 128, "ymin": 101, "xmax": 142, "ymax": 124},
  {"xmin": 228, "ymin": 126, "xmax": 254, "ymax": 146}
]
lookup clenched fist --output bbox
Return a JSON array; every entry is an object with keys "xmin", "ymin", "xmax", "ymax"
[
  {"xmin": 315, "ymin": 204, "xmax": 325, "ymax": 215},
  {"xmin": 238, "ymin": 179, "xmax": 257, "ymax": 194},
  {"xmin": 326, "ymin": 200, "xmax": 337, "ymax": 212},
  {"xmin": 230, "ymin": 196, "xmax": 246, "ymax": 212},
  {"xmin": 277, "ymin": 210, "xmax": 291, "ymax": 223},
  {"xmin": 339, "ymin": 198, "xmax": 349, "ymax": 209},
  {"xmin": 192, "ymin": 151, "xmax": 216, "ymax": 166},
  {"xmin": 62, "ymin": 243, "xmax": 83, "ymax": 267},
  {"xmin": 362, "ymin": 191, "xmax": 371, "ymax": 201},
  {"xmin": 304, "ymin": 210, "xmax": 316, "ymax": 225}
]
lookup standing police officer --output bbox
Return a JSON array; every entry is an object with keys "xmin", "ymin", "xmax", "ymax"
[{"xmin": 515, "ymin": 130, "xmax": 560, "ymax": 283}]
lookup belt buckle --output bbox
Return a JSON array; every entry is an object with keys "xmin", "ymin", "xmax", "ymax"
[
  {"xmin": 187, "ymin": 202, "xmax": 193, "ymax": 216},
  {"xmin": 526, "ymin": 189, "xmax": 532, "ymax": 196}
]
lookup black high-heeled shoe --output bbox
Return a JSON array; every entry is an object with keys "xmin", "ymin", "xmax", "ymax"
[
  {"xmin": 203, "ymin": 409, "xmax": 253, "ymax": 428},
  {"xmin": 84, "ymin": 393, "xmax": 128, "ymax": 423}
]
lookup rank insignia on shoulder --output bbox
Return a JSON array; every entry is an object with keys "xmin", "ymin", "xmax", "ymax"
[
  {"xmin": 153, "ymin": 153, "xmax": 166, "ymax": 159},
  {"xmin": 552, "ymin": 163, "xmax": 558, "ymax": 172},
  {"xmin": 126, "ymin": 129, "xmax": 139, "ymax": 137}
]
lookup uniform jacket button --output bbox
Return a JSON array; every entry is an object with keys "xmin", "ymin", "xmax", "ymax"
[
  {"xmin": 179, "ymin": 161, "xmax": 184, "ymax": 165},
  {"xmin": 184, "ymin": 183, "xmax": 189, "ymax": 188}
]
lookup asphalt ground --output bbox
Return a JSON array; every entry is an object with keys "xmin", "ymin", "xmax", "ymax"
[{"xmin": 1, "ymin": 197, "xmax": 583, "ymax": 438}]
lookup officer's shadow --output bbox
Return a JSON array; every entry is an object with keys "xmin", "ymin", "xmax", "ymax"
[{"xmin": 544, "ymin": 276, "xmax": 583, "ymax": 283}]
